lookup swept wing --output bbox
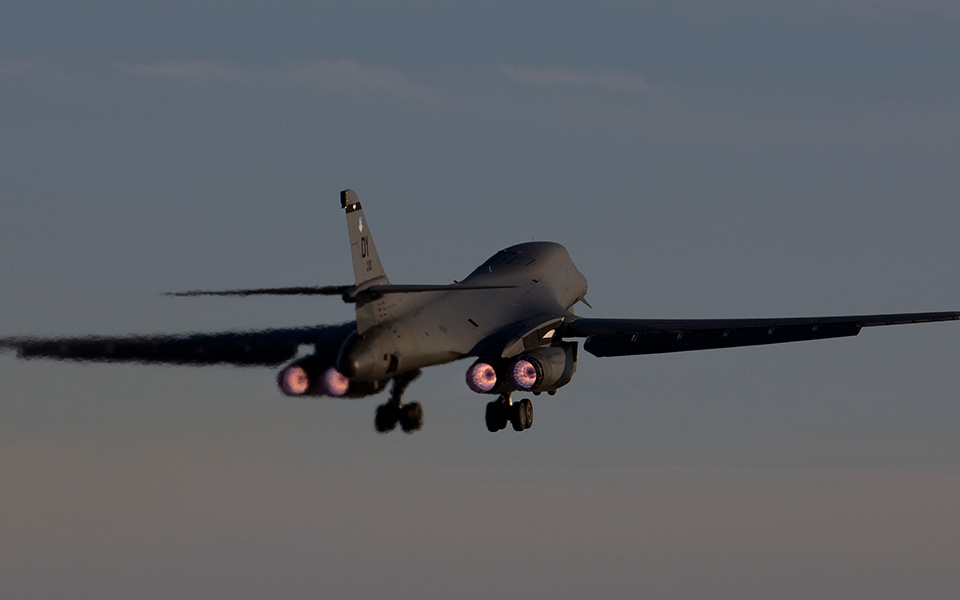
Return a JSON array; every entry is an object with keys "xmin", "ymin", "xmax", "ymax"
[
  {"xmin": 562, "ymin": 312, "xmax": 960, "ymax": 357},
  {"xmin": 0, "ymin": 323, "xmax": 354, "ymax": 367}
]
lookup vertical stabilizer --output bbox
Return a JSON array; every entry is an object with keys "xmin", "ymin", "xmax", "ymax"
[
  {"xmin": 341, "ymin": 190, "xmax": 392, "ymax": 334},
  {"xmin": 341, "ymin": 189, "xmax": 388, "ymax": 286}
]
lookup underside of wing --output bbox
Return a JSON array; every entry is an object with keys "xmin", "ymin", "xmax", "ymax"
[
  {"xmin": 562, "ymin": 312, "xmax": 960, "ymax": 358},
  {"xmin": 0, "ymin": 323, "xmax": 354, "ymax": 367}
]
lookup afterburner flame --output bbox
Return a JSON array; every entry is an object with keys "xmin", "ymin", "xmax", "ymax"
[
  {"xmin": 322, "ymin": 367, "xmax": 350, "ymax": 397},
  {"xmin": 280, "ymin": 365, "xmax": 310, "ymax": 396},
  {"xmin": 466, "ymin": 362, "xmax": 498, "ymax": 393},
  {"xmin": 511, "ymin": 359, "xmax": 538, "ymax": 389}
]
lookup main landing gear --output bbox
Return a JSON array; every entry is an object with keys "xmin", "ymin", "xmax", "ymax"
[
  {"xmin": 375, "ymin": 370, "xmax": 424, "ymax": 433},
  {"xmin": 485, "ymin": 394, "xmax": 534, "ymax": 433}
]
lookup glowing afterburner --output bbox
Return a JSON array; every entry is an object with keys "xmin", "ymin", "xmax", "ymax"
[
  {"xmin": 511, "ymin": 359, "xmax": 538, "ymax": 389},
  {"xmin": 279, "ymin": 365, "xmax": 310, "ymax": 396},
  {"xmin": 322, "ymin": 367, "xmax": 350, "ymax": 397},
  {"xmin": 466, "ymin": 361, "xmax": 498, "ymax": 393}
]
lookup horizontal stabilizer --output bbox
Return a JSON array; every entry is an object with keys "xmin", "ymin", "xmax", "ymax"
[
  {"xmin": 165, "ymin": 286, "xmax": 351, "ymax": 297},
  {"xmin": 347, "ymin": 283, "xmax": 516, "ymax": 296},
  {"xmin": 166, "ymin": 283, "xmax": 515, "ymax": 303}
]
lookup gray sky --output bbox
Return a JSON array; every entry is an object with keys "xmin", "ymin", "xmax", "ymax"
[{"xmin": 2, "ymin": 2, "xmax": 959, "ymax": 598}]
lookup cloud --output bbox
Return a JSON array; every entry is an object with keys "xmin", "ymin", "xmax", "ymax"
[
  {"xmin": 839, "ymin": 0, "xmax": 960, "ymax": 22},
  {"xmin": 671, "ymin": 0, "xmax": 960, "ymax": 22},
  {"xmin": 502, "ymin": 66, "xmax": 656, "ymax": 97},
  {"xmin": 0, "ymin": 58, "xmax": 76, "ymax": 86},
  {"xmin": 0, "ymin": 58, "xmax": 36, "ymax": 79},
  {"xmin": 118, "ymin": 59, "xmax": 441, "ymax": 105},
  {"xmin": 119, "ymin": 60, "xmax": 252, "ymax": 83},
  {"xmin": 279, "ymin": 59, "xmax": 439, "ymax": 103}
]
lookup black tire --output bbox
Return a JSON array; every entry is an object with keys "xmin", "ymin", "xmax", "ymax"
[
  {"xmin": 511, "ymin": 402, "xmax": 528, "ymax": 431},
  {"xmin": 521, "ymin": 398, "xmax": 533, "ymax": 429},
  {"xmin": 375, "ymin": 403, "xmax": 398, "ymax": 433},
  {"xmin": 485, "ymin": 401, "xmax": 501, "ymax": 433},
  {"xmin": 400, "ymin": 402, "xmax": 423, "ymax": 433},
  {"xmin": 495, "ymin": 403, "xmax": 508, "ymax": 431},
  {"xmin": 486, "ymin": 401, "xmax": 510, "ymax": 432}
]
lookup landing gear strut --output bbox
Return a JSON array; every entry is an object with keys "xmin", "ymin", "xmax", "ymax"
[
  {"xmin": 485, "ymin": 394, "xmax": 533, "ymax": 433},
  {"xmin": 375, "ymin": 370, "xmax": 424, "ymax": 433}
]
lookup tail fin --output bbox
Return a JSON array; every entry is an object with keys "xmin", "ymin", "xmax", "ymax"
[
  {"xmin": 342, "ymin": 189, "xmax": 392, "ymax": 334},
  {"xmin": 341, "ymin": 189, "xmax": 388, "ymax": 286}
]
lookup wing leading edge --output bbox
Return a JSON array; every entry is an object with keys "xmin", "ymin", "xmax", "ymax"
[
  {"xmin": 562, "ymin": 312, "xmax": 960, "ymax": 358},
  {"xmin": 0, "ymin": 323, "xmax": 355, "ymax": 367}
]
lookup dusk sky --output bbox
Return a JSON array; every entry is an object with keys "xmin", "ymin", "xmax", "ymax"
[{"xmin": 2, "ymin": 2, "xmax": 960, "ymax": 598}]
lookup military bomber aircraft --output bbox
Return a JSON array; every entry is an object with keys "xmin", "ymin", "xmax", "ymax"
[{"xmin": 3, "ymin": 190, "xmax": 958, "ymax": 433}]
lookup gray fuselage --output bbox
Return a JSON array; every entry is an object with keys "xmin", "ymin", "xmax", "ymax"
[{"xmin": 336, "ymin": 242, "xmax": 588, "ymax": 381}]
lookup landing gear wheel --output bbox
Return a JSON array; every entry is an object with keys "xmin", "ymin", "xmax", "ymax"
[
  {"xmin": 374, "ymin": 370, "xmax": 424, "ymax": 434},
  {"xmin": 510, "ymin": 401, "xmax": 529, "ymax": 431},
  {"xmin": 399, "ymin": 402, "xmax": 423, "ymax": 433},
  {"xmin": 375, "ymin": 403, "xmax": 399, "ymax": 433},
  {"xmin": 520, "ymin": 398, "xmax": 533, "ymax": 429},
  {"xmin": 485, "ymin": 401, "xmax": 508, "ymax": 432}
]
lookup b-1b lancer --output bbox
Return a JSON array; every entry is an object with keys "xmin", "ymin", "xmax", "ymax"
[{"xmin": 3, "ymin": 190, "xmax": 958, "ymax": 433}]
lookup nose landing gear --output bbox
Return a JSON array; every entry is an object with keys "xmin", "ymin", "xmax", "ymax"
[
  {"xmin": 375, "ymin": 370, "xmax": 424, "ymax": 433},
  {"xmin": 485, "ymin": 394, "xmax": 533, "ymax": 433}
]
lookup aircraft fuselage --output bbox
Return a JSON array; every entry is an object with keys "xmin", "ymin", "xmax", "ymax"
[{"xmin": 336, "ymin": 241, "xmax": 588, "ymax": 381}]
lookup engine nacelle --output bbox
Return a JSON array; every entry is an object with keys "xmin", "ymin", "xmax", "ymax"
[
  {"xmin": 278, "ymin": 362, "xmax": 350, "ymax": 397},
  {"xmin": 509, "ymin": 343, "xmax": 578, "ymax": 393},
  {"xmin": 277, "ymin": 355, "xmax": 387, "ymax": 398}
]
